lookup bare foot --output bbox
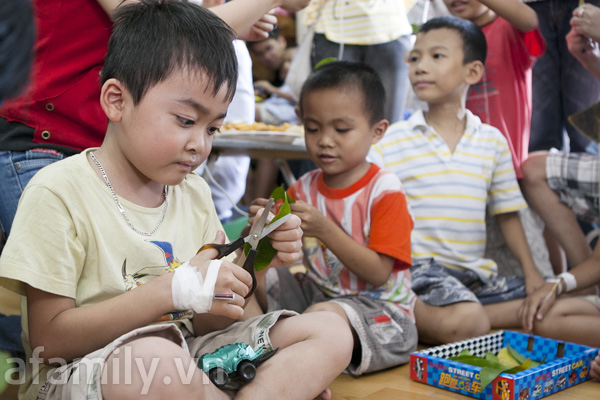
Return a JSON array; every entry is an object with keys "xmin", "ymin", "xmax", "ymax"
[
  {"xmin": 591, "ymin": 352, "xmax": 600, "ymax": 381},
  {"xmin": 314, "ymin": 388, "xmax": 331, "ymax": 400}
]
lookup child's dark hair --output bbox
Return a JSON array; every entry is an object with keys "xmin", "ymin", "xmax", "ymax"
[
  {"xmin": 298, "ymin": 61, "xmax": 386, "ymax": 125},
  {"xmin": 420, "ymin": 16, "xmax": 487, "ymax": 64},
  {"xmin": 102, "ymin": 0, "xmax": 238, "ymax": 105}
]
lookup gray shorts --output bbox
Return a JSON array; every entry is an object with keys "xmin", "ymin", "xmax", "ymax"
[
  {"xmin": 546, "ymin": 149, "xmax": 600, "ymax": 224},
  {"xmin": 265, "ymin": 267, "xmax": 418, "ymax": 375},
  {"xmin": 411, "ymin": 259, "xmax": 527, "ymax": 306},
  {"xmin": 35, "ymin": 310, "xmax": 295, "ymax": 400}
]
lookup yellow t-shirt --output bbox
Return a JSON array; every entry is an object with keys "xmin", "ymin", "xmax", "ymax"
[{"xmin": 0, "ymin": 149, "xmax": 228, "ymax": 399}]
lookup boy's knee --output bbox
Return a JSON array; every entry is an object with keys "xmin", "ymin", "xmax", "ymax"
[
  {"xmin": 521, "ymin": 152, "xmax": 548, "ymax": 186},
  {"xmin": 103, "ymin": 336, "xmax": 205, "ymax": 399},
  {"xmin": 436, "ymin": 303, "xmax": 490, "ymax": 342},
  {"xmin": 305, "ymin": 310, "xmax": 353, "ymax": 363}
]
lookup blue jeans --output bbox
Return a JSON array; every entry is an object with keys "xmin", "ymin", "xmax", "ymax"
[
  {"xmin": 311, "ymin": 34, "xmax": 411, "ymax": 124},
  {"xmin": 0, "ymin": 149, "xmax": 65, "ymax": 236},
  {"xmin": 528, "ymin": 0, "xmax": 600, "ymax": 153},
  {"xmin": 0, "ymin": 150, "xmax": 64, "ymax": 357}
]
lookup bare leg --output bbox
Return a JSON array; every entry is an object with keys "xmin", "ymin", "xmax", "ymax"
[
  {"xmin": 236, "ymin": 311, "xmax": 353, "ymax": 400},
  {"xmin": 415, "ymin": 298, "xmax": 490, "ymax": 344},
  {"xmin": 103, "ymin": 336, "xmax": 227, "ymax": 400},
  {"xmin": 484, "ymin": 299, "xmax": 523, "ymax": 329},
  {"xmin": 532, "ymin": 297, "xmax": 600, "ymax": 347},
  {"xmin": 521, "ymin": 153, "xmax": 592, "ymax": 268}
]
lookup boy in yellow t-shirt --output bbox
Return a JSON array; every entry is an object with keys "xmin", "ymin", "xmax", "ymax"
[{"xmin": 0, "ymin": 2, "xmax": 352, "ymax": 399}]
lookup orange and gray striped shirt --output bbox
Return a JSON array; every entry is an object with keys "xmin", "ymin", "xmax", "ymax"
[{"xmin": 288, "ymin": 163, "xmax": 415, "ymax": 320}]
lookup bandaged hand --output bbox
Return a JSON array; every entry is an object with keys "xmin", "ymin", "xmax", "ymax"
[{"xmin": 172, "ymin": 232, "xmax": 252, "ymax": 318}]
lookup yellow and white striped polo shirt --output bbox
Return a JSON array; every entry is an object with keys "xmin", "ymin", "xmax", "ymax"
[
  {"xmin": 304, "ymin": 0, "xmax": 412, "ymax": 45},
  {"xmin": 371, "ymin": 110, "xmax": 527, "ymax": 281}
]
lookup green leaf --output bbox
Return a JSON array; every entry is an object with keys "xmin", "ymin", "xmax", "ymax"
[
  {"xmin": 315, "ymin": 57, "xmax": 337, "ymax": 70},
  {"xmin": 448, "ymin": 355, "xmax": 512, "ymax": 391},
  {"xmin": 506, "ymin": 345, "xmax": 542, "ymax": 368},
  {"xmin": 247, "ymin": 186, "xmax": 294, "ymax": 271},
  {"xmin": 448, "ymin": 346, "xmax": 545, "ymax": 392},
  {"xmin": 506, "ymin": 345, "xmax": 528, "ymax": 364},
  {"xmin": 485, "ymin": 352, "xmax": 499, "ymax": 364}
]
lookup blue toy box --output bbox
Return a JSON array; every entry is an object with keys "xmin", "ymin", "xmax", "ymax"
[{"xmin": 409, "ymin": 330, "xmax": 598, "ymax": 400}]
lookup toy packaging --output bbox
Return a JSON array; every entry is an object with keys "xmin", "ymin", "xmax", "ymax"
[{"xmin": 409, "ymin": 331, "xmax": 598, "ymax": 400}]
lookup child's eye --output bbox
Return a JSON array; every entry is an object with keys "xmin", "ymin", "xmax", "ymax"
[
  {"xmin": 304, "ymin": 126, "xmax": 318, "ymax": 133},
  {"xmin": 177, "ymin": 116, "xmax": 195, "ymax": 127},
  {"xmin": 336, "ymin": 128, "xmax": 350, "ymax": 134},
  {"xmin": 208, "ymin": 126, "xmax": 221, "ymax": 135},
  {"xmin": 433, "ymin": 53, "xmax": 445, "ymax": 59},
  {"xmin": 407, "ymin": 55, "xmax": 419, "ymax": 63}
]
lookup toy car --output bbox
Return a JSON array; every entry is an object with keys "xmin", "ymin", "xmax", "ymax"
[
  {"xmin": 199, "ymin": 343, "xmax": 277, "ymax": 389},
  {"xmin": 519, "ymin": 388, "xmax": 529, "ymax": 400},
  {"xmin": 543, "ymin": 380, "xmax": 554, "ymax": 393},
  {"xmin": 569, "ymin": 370, "xmax": 577, "ymax": 384},
  {"xmin": 556, "ymin": 375, "xmax": 566, "ymax": 388},
  {"xmin": 532, "ymin": 383, "xmax": 542, "ymax": 397}
]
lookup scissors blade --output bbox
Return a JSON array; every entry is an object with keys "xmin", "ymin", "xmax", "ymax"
[
  {"xmin": 242, "ymin": 213, "xmax": 291, "ymax": 245},
  {"xmin": 246, "ymin": 198, "xmax": 274, "ymax": 249}
]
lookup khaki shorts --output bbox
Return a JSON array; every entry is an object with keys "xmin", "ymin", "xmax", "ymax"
[
  {"xmin": 36, "ymin": 310, "xmax": 296, "ymax": 400},
  {"xmin": 582, "ymin": 294, "xmax": 600, "ymax": 311},
  {"xmin": 265, "ymin": 267, "xmax": 418, "ymax": 375}
]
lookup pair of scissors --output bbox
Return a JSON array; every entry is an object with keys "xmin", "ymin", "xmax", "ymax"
[{"xmin": 198, "ymin": 198, "xmax": 289, "ymax": 298}]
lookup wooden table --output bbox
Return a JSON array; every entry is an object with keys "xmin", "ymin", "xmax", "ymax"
[{"xmin": 211, "ymin": 133, "xmax": 307, "ymax": 186}]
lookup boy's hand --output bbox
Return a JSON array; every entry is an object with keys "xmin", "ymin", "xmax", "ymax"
[
  {"xmin": 566, "ymin": 27, "xmax": 600, "ymax": 66},
  {"xmin": 254, "ymin": 80, "xmax": 277, "ymax": 95},
  {"xmin": 184, "ymin": 231, "xmax": 252, "ymax": 319},
  {"xmin": 591, "ymin": 352, "xmax": 600, "ymax": 381},
  {"xmin": 572, "ymin": 4, "xmax": 600, "ymax": 43},
  {"xmin": 248, "ymin": 198, "xmax": 304, "ymax": 268},
  {"xmin": 248, "ymin": 197, "xmax": 271, "ymax": 226},
  {"xmin": 518, "ymin": 281, "xmax": 558, "ymax": 332},
  {"xmin": 524, "ymin": 268, "xmax": 546, "ymax": 296},
  {"xmin": 290, "ymin": 201, "xmax": 330, "ymax": 239},
  {"xmin": 264, "ymin": 211, "xmax": 303, "ymax": 268},
  {"xmin": 238, "ymin": 12, "xmax": 278, "ymax": 42}
]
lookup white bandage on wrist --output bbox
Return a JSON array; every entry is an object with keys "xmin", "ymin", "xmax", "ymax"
[
  {"xmin": 172, "ymin": 260, "xmax": 223, "ymax": 314},
  {"xmin": 557, "ymin": 272, "xmax": 577, "ymax": 294}
]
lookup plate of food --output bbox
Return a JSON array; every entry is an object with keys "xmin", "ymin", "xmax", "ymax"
[{"xmin": 218, "ymin": 122, "xmax": 304, "ymax": 144}]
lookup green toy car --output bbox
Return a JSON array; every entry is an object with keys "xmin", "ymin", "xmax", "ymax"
[{"xmin": 199, "ymin": 343, "xmax": 277, "ymax": 389}]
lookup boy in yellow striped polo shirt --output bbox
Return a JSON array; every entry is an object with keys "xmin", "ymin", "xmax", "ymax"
[{"xmin": 371, "ymin": 16, "xmax": 546, "ymax": 345}]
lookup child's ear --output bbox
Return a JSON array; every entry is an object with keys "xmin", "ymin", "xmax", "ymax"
[
  {"xmin": 100, "ymin": 78, "xmax": 126, "ymax": 123},
  {"xmin": 371, "ymin": 119, "xmax": 389, "ymax": 144},
  {"xmin": 465, "ymin": 60, "xmax": 485, "ymax": 85}
]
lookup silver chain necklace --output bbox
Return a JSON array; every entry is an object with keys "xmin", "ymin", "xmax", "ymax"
[{"xmin": 89, "ymin": 151, "xmax": 168, "ymax": 236}]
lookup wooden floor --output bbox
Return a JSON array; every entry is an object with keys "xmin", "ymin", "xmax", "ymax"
[{"xmin": 0, "ymin": 364, "xmax": 597, "ymax": 400}]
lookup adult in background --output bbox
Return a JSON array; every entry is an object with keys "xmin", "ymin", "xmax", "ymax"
[
  {"xmin": 526, "ymin": 0, "xmax": 600, "ymax": 154},
  {"xmin": 302, "ymin": 0, "xmax": 413, "ymax": 124}
]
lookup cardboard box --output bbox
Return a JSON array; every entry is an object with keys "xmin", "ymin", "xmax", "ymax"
[{"xmin": 409, "ymin": 330, "xmax": 598, "ymax": 400}]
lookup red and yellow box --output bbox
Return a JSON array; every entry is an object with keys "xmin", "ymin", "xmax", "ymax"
[{"xmin": 409, "ymin": 330, "xmax": 598, "ymax": 400}]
